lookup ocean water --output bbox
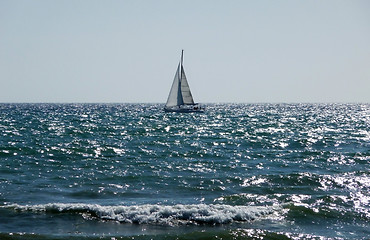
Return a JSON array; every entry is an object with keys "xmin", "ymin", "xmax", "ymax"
[{"xmin": 0, "ymin": 103, "xmax": 369, "ymax": 240}]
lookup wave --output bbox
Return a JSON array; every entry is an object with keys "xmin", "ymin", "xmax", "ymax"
[
  {"xmin": 215, "ymin": 192, "xmax": 370, "ymax": 224},
  {"xmin": 2, "ymin": 203, "xmax": 279, "ymax": 225}
]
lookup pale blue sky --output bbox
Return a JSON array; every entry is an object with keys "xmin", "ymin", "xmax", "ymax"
[{"xmin": 1, "ymin": 0, "xmax": 369, "ymax": 103}]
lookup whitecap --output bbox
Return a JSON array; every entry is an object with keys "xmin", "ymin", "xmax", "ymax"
[{"xmin": 2, "ymin": 203, "xmax": 280, "ymax": 225}]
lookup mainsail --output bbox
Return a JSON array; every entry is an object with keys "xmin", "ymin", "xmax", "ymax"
[
  {"xmin": 165, "ymin": 51, "xmax": 195, "ymax": 107},
  {"xmin": 165, "ymin": 63, "xmax": 183, "ymax": 107}
]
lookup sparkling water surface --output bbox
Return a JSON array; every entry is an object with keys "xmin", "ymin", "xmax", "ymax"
[{"xmin": 0, "ymin": 103, "xmax": 369, "ymax": 239}]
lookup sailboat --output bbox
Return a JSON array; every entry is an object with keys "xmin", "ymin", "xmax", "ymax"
[{"xmin": 164, "ymin": 50, "xmax": 204, "ymax": 113}]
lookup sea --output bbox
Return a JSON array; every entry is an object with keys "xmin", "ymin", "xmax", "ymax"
[{"xmin": 0, "ymin": 103, "xmax": 369, "ymax": 240}]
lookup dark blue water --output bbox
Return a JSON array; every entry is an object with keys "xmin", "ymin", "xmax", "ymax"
[{"xmin": 0, "ymin": 103, "xmax": 369, "ymax": 239}]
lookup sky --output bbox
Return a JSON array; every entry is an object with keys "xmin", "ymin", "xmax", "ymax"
[{"xmin": 0, "ymin": 0, "xmax": 369, "ymax": 103}]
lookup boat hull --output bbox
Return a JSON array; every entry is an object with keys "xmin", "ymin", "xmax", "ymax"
[{"xmin": 164, "ymin": 105, "xmax": 205, "ymax": 113}]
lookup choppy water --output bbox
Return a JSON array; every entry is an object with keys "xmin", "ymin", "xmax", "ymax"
[{"xmin": 0, "ymin": 103, "xmax": 369, "ymax": 239}]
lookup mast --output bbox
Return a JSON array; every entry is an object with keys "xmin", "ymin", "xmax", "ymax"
[
  {"xmin": 181, "ymin": 49, "xmax": 184, "ymax": 66},
  {"xmin": 181, "ymin": 50, "xmax": 185, "ymax": 79}
]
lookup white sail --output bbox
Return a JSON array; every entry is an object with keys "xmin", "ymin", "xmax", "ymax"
[{"xmin": 180, "ymin": 67, "xmax": 195, "ymax": 105}]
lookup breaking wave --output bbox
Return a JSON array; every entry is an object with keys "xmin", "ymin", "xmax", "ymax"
[{"xmin": 3, "ymin": 203, "xmax": 280, "ymax": 225}]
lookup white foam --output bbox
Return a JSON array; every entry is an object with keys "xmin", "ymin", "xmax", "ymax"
[{"xmin": 2, "ymin": 203, "xmax": 279, "ymax": 225}]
